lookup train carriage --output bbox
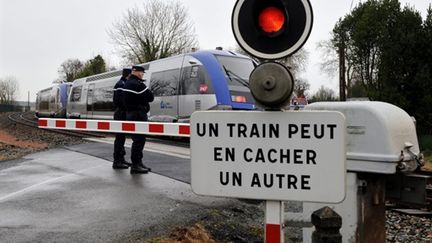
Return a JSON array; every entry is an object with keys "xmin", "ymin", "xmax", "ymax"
[
  {"xmin": 35, "ymin": 82, "xmax": 71, "ymax": 117},
  {"xmin": 65, "ymin": 50, "xmax": 257, "ymax": 121}
]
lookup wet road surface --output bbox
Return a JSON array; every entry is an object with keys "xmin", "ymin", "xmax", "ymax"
[{"xmin": 0, "ymin": 142, "xmax": 235, "ymax": 242}]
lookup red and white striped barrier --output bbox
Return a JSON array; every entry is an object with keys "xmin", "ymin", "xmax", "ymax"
[{"xmin": 38, "ymin": 118, "xmax": 190, "ymax": 137}]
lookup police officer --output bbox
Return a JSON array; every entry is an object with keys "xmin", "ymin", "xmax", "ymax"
[
  {"xmin": 123, "ymin": 65, "xmax": 154, "ymax": 174},
  {"xmin": 112, "ymin": 68, "xmax": 132, "ymax": 169}
]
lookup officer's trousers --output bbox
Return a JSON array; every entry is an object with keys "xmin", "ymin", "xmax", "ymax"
[
  {"xmin": 126, "ymin": 110, "xmax": 148, "ymax": 166},
  {"xmin": 113, "ymin": 108, "xmax": 126, "ymax": 161}
]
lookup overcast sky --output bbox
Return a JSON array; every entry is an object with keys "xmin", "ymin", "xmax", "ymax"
[{"xmin": 0, "ymin": 0, "xmax": 430, "ymax": 101}]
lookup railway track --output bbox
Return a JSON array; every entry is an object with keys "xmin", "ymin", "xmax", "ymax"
[
  {"xmin": 386, "ymin": 170, "xmax": 432, "ymax": 213},
  {"xmin": 7, "ymin": 112, "xmax": 105, "ymax": 138},
  {"xmin": 6, "ymin": 112, "xmax": 432, "ymax": 213}
]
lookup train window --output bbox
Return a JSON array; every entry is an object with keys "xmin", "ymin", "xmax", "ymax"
[
  {"xmin": 150, "ymin": 69, "xmax": 180, "ymax": 97},
  {"xmin": 40, "ymin": 92, "xmax": 49, "ymax": 110},
  {"xmin": 50, "ymin": 91, "xmax": 56, "ymax": 104},
  {"xmin": 93, "ymin": 86, "xmax": 114, "ymax": 111},
  {"xmin": 190, "ymin": 66, "xmax": 198, "ymax": 78},
  {"xmin": 70, "ymin": 86, "xmax": 82, "ymax": 102},
  {"xmin": 180, "ymin": 65, "xmax": 214, "ymax": 95},
  {"xmin": 216, "ymin": 56, "xmax": 255, "ymax": 88}
]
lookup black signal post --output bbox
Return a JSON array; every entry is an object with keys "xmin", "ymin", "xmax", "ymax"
[
  {"xmin": 232, "ymin": 0, "xmax": 313, "ymax": 110},
  {"xmin": 232, "ymin": 1, "xmax": 314, "ymax": 242}
]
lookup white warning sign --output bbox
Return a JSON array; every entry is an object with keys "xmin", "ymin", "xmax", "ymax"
[{"xmin": 190, "ymin": 111, "xmax": 346, "ymax": 203}]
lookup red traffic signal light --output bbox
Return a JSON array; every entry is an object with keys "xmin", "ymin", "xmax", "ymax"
[
  {"xmin": 258, "ymin": 7, "xmax": 286, "ymax": 34},
  {"xmin": 232, "ymin": 0, "xmax": 313, "ymax": 60}
]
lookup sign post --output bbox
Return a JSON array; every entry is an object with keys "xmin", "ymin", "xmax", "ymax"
[
  {"xmin": 265, "ymin": 200, "xmax": 284, "ymax": 243},
  {"xmin": 225, "ymin": 0, "xmax": 322, "ymax": 241},
  {"xmin": 191, "ymin": 110, "xmax": 346, "ymax": 242}
]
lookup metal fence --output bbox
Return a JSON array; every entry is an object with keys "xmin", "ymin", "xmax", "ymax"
[{"xmin": 0, "ymin": 104, "xmax": 30, "ymax": 112}]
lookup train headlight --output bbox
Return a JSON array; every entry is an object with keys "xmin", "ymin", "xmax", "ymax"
[{"xmin": 231, "ymin": 95, "xmax": 247, "ymax": 103}]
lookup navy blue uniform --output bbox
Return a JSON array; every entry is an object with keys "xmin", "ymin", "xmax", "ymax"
[
  {"xmin": 113, "ymin": 77, "xmax": 127, "ymax": 164},
  {"xmin": 123, "ymin": 74, "xmax": 154, "ymax": 168}
]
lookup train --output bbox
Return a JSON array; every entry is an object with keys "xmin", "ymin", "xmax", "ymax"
[
  {"xmin": 35, "ymin": 82, "xmax": 72, "ymax": 118},
  {"xmin": 36, "ymin": 50, "xmax": 258, "ymax": 122}
]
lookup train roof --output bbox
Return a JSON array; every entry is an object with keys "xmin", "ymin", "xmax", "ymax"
[
  {"xmin": 192, "ymin": 49, "xmax": 251, "ymax": 59},
  {"xmin": 38, "ymin": 82, "xmax": 72, "ymax": 94},
  {"xmin": 71, "ymin": 50, "xmax": 252, "ymax": 84},
  {"xmin": 38, "ymin": 87, "xmax": 52, "ymax": 93},
  {"xmin": 132, "ymin": 49, "xmax": 251, "ymax": 66},
  {"xmin": 85, "ymin": 69, "xmax": 123, "ymax": 82}
]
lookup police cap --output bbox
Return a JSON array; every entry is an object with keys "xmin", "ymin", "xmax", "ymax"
[
  {"xmin": 122, "ymin": 68, "xmax": 132, "ymax": 76},
  {"xmin": 132, "ymin": 65, "xmax": 145, "ymax": 72}
]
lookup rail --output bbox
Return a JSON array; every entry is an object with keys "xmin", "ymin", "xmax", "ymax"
[
  {"xmin": 37, "ymin": 116, "xmax": 432, "ymax": 212},
  {"xmin": 8, "ymin": 112, "xmax": 105, "ymax": 138}
]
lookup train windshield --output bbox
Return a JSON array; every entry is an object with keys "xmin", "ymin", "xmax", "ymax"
[{"xmin": 216, "ymin": 56, "xmax": 255, "ymax": 88}]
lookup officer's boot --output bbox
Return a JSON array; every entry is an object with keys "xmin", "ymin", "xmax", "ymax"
[
  {"xmin": 130, "ymin": 162, "xmax": 149, "ymax": 174},
  {"xmin": 113, "ymin": 153, "xmax": 129, "ymax": 169},
  {"xmin": 120, "ymin": 149, "xmax": 131, "ymax": 166},
  {"xmin": 113, "ymin": 161, "xmax": 129, "ymax": 169}
]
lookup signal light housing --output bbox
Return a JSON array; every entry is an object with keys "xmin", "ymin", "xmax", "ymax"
[
  {"xmin": 232, "ymin": 0, "xmax": 313, "ymax": 60},
  {"xmin": 249, "ymin": 62, "xmax": 294, "ymax": 108}
]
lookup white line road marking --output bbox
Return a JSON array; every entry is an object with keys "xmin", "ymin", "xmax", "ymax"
[
  {"xmin": 0, "ymin": 164, "xmax": 104, "ymax": 202},
  {"xmin": 84, "ymin": 137, "xmax": 191, "ymax": 159}
]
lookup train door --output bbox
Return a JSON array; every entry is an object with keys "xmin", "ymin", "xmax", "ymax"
[
  {"xmin": 49, "ymin": 87, "xmax": 58, "ymax": 117},
  {"xmin": 91, "ymin": 79, "xmax": 116, "ymax": 120},
  {"xmin": 86, "ymin": 83, "xmax": 95, "ymax": 118},
  {"xmin": 54, "ymin": 86, "xmax": 62, "ymax": 117},
  {"xmin": 35, "ymin": 93, "xmax": 40, "ymax": 115},
  {"xmin": 39, "ymin": 90, "xmax": 50, "ymax": 115},
  {"xmin": 178, "ymin": 56, "xmax": 216, "ymax": 121},
  {"xmin": 148, "ymin": 56, "xmax": 183, "ymax": 122}
]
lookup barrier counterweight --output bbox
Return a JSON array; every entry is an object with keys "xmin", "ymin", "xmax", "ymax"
[{"xmin": 38, "ymin": 118, "xmax": 190, "ymax": 137}]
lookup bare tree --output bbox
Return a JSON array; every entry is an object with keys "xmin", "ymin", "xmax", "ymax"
[
  {"xmin": 235, "ymin": 45, "xmax": 309, "ymax": 76},
  {"xmin": 108, "ymin": 0, "xmax": 198, "ymax": 64},
  {"xmin": 235, "ymin": 45, "xmax": 310, "ymax": 97},
  {"xmin": 310, "ymin": 85, "xmax": 338, "ymax": 102},
  {"xmin": 293, "ymin": 77, "xmax": 310, "ymax": 97},
  {"xmin": 317, "ymin": 38, "xmax": 358, "ymax": 99},
  {"xmin": 0, "ymin": 76, "xmax": 20, "ymax": 104},
  {"xmin": 58, "ymin": 59, "xmax": 83, "ymax": 82},
  {"xmin": 317, "ymin": 40, "xmax": 338, "ymax": 78},
  {"xmin": 280, "ymin": 48, "xmax": 309, "ymax": 77}
]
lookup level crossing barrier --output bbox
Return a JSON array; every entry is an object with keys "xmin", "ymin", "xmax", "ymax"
[{"xmin": 38, "ymin": 118, "xmax": 190, "ymax": 137}]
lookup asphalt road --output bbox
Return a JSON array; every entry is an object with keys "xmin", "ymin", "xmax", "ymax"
[
  {"xmin": 0, "ymin": 140, "xmax": 238, "ymax": 243},
  {"xmin": 68, "ymin": 137, "xmax": 192, "ymax": 183}
]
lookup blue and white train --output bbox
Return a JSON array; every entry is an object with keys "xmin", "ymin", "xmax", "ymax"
[
  {"xmin": 36, "ymin": 50, "xmax": 258, "ymax": 122},
  {"xmin": 35, "ymin": 82, "xmax": 72, "ymax": 118}
]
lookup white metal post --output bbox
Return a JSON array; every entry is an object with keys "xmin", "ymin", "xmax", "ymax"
[{"xmin": 265, "ymin": 200, "xmax": 284, "ymax": 243}]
